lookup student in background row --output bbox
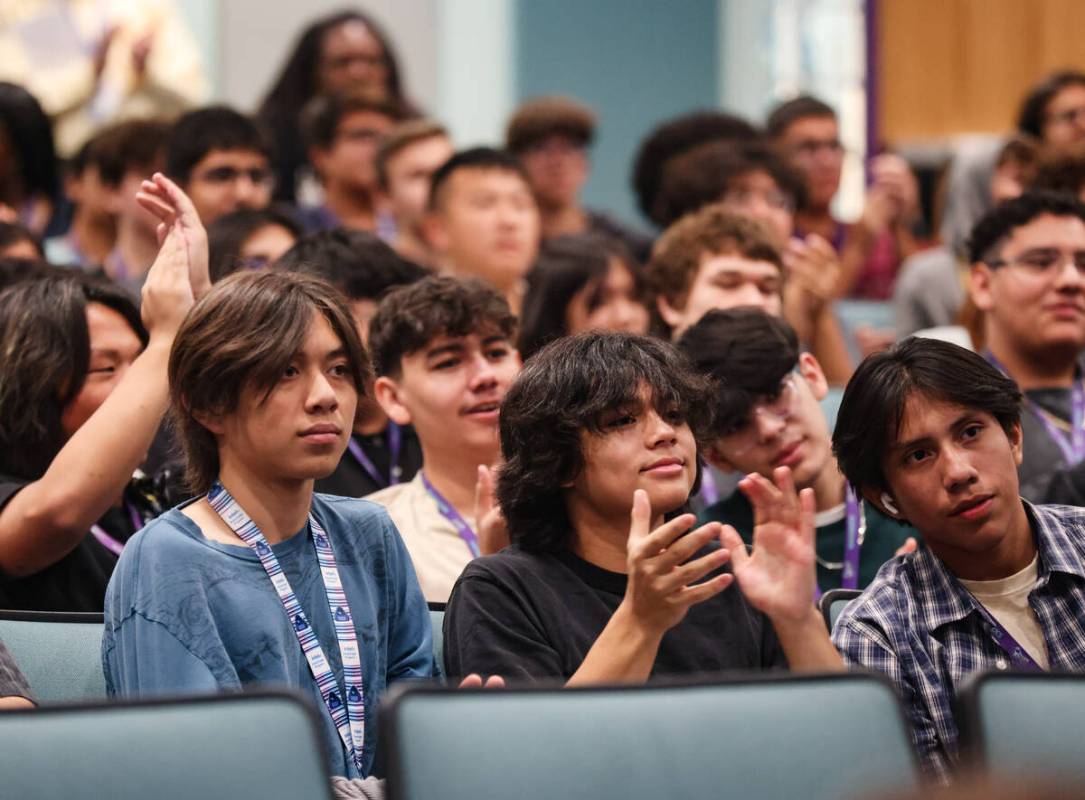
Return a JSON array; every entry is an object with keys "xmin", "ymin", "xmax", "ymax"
[
  {"xmin": 0, "ymin": 172, "xmax": 208, "ymax": 611},
  {"xmin": 518, "ymin": 232, "xmax": 648, "ymax": 360},
  {"xmin": 275, "ymin": 228, "xmax": 427, "ymax": 500},
  {"xmin": 506, "ymin": 95, "xmax": 653, "ymax": 262},
  {"xmin": 680, "ymin": 308, "xmax": 916, "ymax": 592},
  {"xmin": 43, "ymin": 136, "xmax": 115, "ymax": 268},
  {"xmin": 375, "ymin": 119, "xmax": 454, "ymax": 269},
  {"xmin": 366, "ymin": 276, "xmax": 521, "ymax": 602},
  {"xmin": 207, "ymin": 206, "xmax": 301, "ymax": 283}
]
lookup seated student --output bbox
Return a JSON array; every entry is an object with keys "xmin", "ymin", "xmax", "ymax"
[
  {"xmin": 301, "ymin": 92, "xmax": 406, "ymax": 233},
  {"xmin": 830, "ymin": 337, "xmax": 1085, "ymax": 780},
  {"xmin": 95, "ymin": 119, "xmax": 172, "ymax": 294},
  {"xmin": 518, "ymin": 232, "xmax": 649, "ymax": 359},
  {"xmin": 444, "ymin": 332, "xmax": 843, "ymax": 683},
  {"xmin": 0, "ymin": 173, "xmax": 206, "ymax": 611},
  {"xmin": 424, "ymin": 148, "xmax": 541, "ymax": 314},
  {"xmin": 768, "ymin": 95, "xmax": 921, "ymax": 301},
  {"xmin": 0, "ymin": 638, "xmax": 33, "ymax": 710},
  {"xmin": 655, "ymin": 140, "xmax": 852, "ymax": 383},
  {"xmin": 208, "ymin": 206, "xmax": 302, "ymax": 282},
  {"xmin": 374, "ymin": 119, "xmax": 454, "ymax": 268},
  {"xmin": 365, "ymin": 276, "xmax": 521, "ymax": 602},
  {"xmin": 678, "ymin": 308, "xmax": 916, "ymax": 592},
  {"xmin": 104, "ymin": 268, "xmax": 490, "ymax": 781},
  {"xmin": 43, "ymin": 137, "xmax": 115, "ymax": 268},
  {"xmin": 506, "ymin": 96, "xmax": 653, "ymax": 262},
  {"xmin": 164, "ymin": 106, "xmax": 275, "ymax": 226},
  {"xmin": 275, "ymin": 228, "xmax": 428, "ymax": 498},
  {"xmin": 968, "ymin": 191, "xmax": 1085, "ymax": 501}
]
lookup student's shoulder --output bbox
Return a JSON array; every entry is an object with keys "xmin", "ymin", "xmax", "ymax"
[
  {"xmin": 456, "ymin": 547, "xmax": 562, "ymax": 588},
  {"xmin": 699, "ymin": 490, "xmax": 753, "ymax": 536},
  {"xmin": 834, "ymin": 555, "xmax": 918, "ymax": 635},
  {"xmin": 120, "ymin": 507, "xmax": 209, "ymax": 563},
  {"xmin": 313, "ymin": 492, "xmax": 398, "ymax": 533}
]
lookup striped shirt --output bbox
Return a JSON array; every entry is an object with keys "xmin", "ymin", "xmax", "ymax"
[{"xmin": 832, "ymin": 501, "xmax": 1085, "ymax": 780}]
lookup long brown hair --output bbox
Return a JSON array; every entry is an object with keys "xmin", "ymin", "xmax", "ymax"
[{"xmin": 168, "ymin": 271, "xmax": 370, "ymax": 493}]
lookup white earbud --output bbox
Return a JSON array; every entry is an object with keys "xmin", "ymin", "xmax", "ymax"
[{"xmin": 881, "ymin": 492, "xmax": 899, "ymax": 516}]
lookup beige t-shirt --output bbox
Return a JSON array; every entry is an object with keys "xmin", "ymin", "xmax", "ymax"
[
  {"xmin": 366, "ymin": 473, "xmax": 476, "ymax": 604},
  {"xmin": 958, "ymin": 555, "xmax": 1049, "ymax": 669}
]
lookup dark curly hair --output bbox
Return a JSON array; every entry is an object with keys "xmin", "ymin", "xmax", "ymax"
[
  {"xmin": 497, "ymin": 332, "xmax": 714, "ymax": 555},
  {"xmin": 1016, "ymin": 70, "xmax": 1085, "ymax": 140},
  {"xmin": 367, "ymin": 275, "xmax": 518, "ymax": 377},
  {"xmin": 967, "ymin": 190, "xmax": 1085, "ymax": 265}
]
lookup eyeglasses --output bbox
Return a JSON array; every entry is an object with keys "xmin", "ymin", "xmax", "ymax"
[
  {"xmin": 194, "ymin": 166, "xmax": 274, "ymax": 188},
  {"xmin": 986, "ymin": 248, "xmax": 1085, "ymax": 276},
  {"xmin": 789, "ymin": 139, "xmax": 844, "ymax": 160},
  {"xmin": 1047, "ymin": 106, "xmax": 1085, "ymax": 128},
  {"xmin": 717, "ymin": 373, "xmax": 800, "ymax": 457},
  {"xmin": 722, "ymin": 187, "xmax": 795, "ymax": 213}
]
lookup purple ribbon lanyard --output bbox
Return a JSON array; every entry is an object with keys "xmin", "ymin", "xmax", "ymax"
[
  {"xmin": 814, "ymin": 488, "xmax": 865, "ymax": 602},
  {"xmin": 347, "ymin": 423, "xmax": 402, "ymax": 490},
  {"xmin": 698, "ymin": 462, "xmax": 720, "ymax": 507},
  {"xmin": 90, "ymin": 500, "xmax": 145, "ymax": 556},
  {"xmin": 985, "ymin": 352, "xmax": 1085, "ymax": 465},
  {"xmin": 420, "ymin": 473, "xmax": 480, "ymax": 557},
  {"xmin": 964, "ymin": 591, "xmax": 1044, "ymax": 671}
]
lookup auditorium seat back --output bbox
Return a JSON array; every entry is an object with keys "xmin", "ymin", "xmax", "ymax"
[{"xmin": 0, "ymin": 610, "xmax": 106, "ymax": 703}]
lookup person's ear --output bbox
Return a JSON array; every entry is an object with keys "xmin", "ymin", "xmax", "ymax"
[
  {"xmin": 1008, "ymin": 420, "xmax": 1024, "ymax": 467},
  {"xmin": 969, "ymin": 261, "xmax": 996, "ymax": 312},
  {"xmin": 191, "ymin": 408, "xmax": 225, "ymax": 436},
  {"xmin": 704, "ymin": 442, "xmax": 739, "ymax": 474},
  {"xmin": 796, "ymin": 352, "xmax": 828, "ymax": 401},
  {"xmin": 422, "ymin": 211, "xmax": 449, "ymax": 253},
  {"xmin": 308, "ymin": 146, "xmax": 331, "ymax": 180},
  {"xmin": 861, "ymin": 486, "xmax": 902, "ymax": 520},
  {"xmin": 373, "ymin": 376, "xmax": 413, "ymax": 426},
  {"xmin": 655, "ymin": 294, "xmax": 687, "ymax": 336}
]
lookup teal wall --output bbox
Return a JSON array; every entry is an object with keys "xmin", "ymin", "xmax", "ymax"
[{"xmin": 514, "ymin": 0, "xmax": 721, "ymax": 231}]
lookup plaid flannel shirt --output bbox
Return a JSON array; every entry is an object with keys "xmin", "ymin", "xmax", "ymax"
[{"xmin": 832, "ymin": 501, "xmax": 1085, "ymax": 781}]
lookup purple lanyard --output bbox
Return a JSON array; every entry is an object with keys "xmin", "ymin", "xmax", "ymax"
[
  {"xmin": 962, "ymin": 589, "xmax": 1044, "ymax": 671},
  {"xmin": 814, "ymin": 488, "xmax": 865, "ymax": 601},
  {"xmin": 420, "ymin": 472, "xmax": 479, "ymax": 557},
  {"xmin": 90, "ymin": 501, "xmax": 144, "ymax": 556},
  {"xmin": 346, "ymin": 423, "xmax": 402, "ymax": 490},
  {"xmin": 985, "ymin": 352, "xmax": 1085, "ymax": 465},
  {"xmin": 697, "ymin": 462, "xmax": 720, "ymax": 507}
]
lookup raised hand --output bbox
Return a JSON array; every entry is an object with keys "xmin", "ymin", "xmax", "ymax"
[
  {"xmin": 721, "ymin": 467, "xmax": 817, "ymax": 624},
  {"xmin": 474, "ymin": 465, "xmax": 509, "ymax": 556},
  {"xmin": 783, "ymin": 233, "xmax": 843, "ymax": 304},
  {"xmin": 137, "ymin": 172, "xmax": 211, "ymax": 300},
  {"xmin": 621, "ymin": 490, "xmax": 733, "ymax": 635}
]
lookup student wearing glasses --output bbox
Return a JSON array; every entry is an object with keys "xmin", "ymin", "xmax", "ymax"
[
  {"xmin": 679, "ymin": 308, "xmax": 916, "ymax": 593},
  {"xmin": 164, "ymin": 106, "xmax": 276, "ymax": 226},
  {"xmin": 968, "ymin": 191, "xmax": 1085, "ymax": 502}
]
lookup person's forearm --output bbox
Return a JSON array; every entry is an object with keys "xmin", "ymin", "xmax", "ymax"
[
  {"xmin": 0, "ymin": 337, "xmax": 173, "ymax": 576},
  {"xmin": 0, "ymin": 695, "xmax": 34, "ymax": 710},
  {"xmin": 566, "ymin": 602, "xmax": 664, "ymax": 686},
  {"xmin": 771, "ymin": 607, "xmax": 846, "ymax": 672}
]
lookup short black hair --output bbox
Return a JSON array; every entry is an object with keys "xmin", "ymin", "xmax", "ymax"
[
  {"xmin": 967, "ymin": 190, "xmax": 1085, "ymax": 265},
  {"xmin": 832, "ymin": 337, "xmax": 1022, "ymax": 494},
  {"xmin": 1016, "ymin": 70, "xmax": 1085, "ymax": 139},
  {"xmin": 631, "ymin": 110, "xmax": 760, "ymax": 226},
  {"xmin": 91, "ymin": 119, "xmax": 171, "ymax": 187},
  {"xmin": 498, "ymin": 332, "xmax": 714, "ymax": 555},
  {"xmin": 765, "ymin": 95, "xmax": 837, "ymax": 138},
  {"xmin": 428, "ymin": 147, "xmax": 529, "ymax": 211},
  {"xmin": 207, "ymin": 206, "xmax": 303, "ymax": 282},
  {"xmin": 676, "ymin": 308, "xmax": 799, "ymax": 437},
  {"xmin": 274, "ymin": 227, "xmax": 427, "ymax": 301},
  {"xmin": 301, "ymin": 91, "xmax": 406, "ymax": 151},
  {"xmin": 655, "ymin": 139, "xmax": 805, "ymax": 228},
  {"xmin": 367, "ymin": 275, "xmax": 517, "ymax": 377},
  {"xmin": 518, "ymin": 232, "xmax": 642, "ymax": 359},
  {"xmin": 165, "ymin": 106, "xmax": 273, "ymax": 184}
]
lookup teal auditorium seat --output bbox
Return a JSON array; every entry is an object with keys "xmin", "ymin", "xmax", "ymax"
[
  {"xmin": 0, "ymin": 610, "xmax": 106, "ymax": 703},
  {"xmin": 819, "ymin": 588, "xmax": 862, "ymax": 632},
  {"xmin": 0, "ymin": 690, "xmax": 334, "ymax": 800},
  {"xmin": 382, "ymin": 673, "xmax": 919, "ymax": 800},
  {"xmin": 958, "ymin": 672, "xmax": 1085, "ymax": 783},
  {"xmin": 427, "ymin": 603, "xmax": 444, "ymax": 670},
  {"xmin": 834, "ymin": 299, "xmax": 895, "ymax": 363}
]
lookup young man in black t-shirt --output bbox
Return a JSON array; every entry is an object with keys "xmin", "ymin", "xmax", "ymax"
[{"xmin": 443, "ymin": 332, "xmax": 842, "ymax": 684}]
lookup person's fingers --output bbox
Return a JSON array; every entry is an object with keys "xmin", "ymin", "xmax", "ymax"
[
  {"xmin": 136, "ymin": 191, "xmax": 175, "ymax": 224},
  {"xmin": 457, "ymin": 674, "xmax": 483, "ymax": 689},
  {"xmin": 650, "ymin": 521, "xmax": 723, "ymax": 570},
  {"xmin": 155, "ymin": 221, "xmax": 167, "ymax": 248},
  {"xmin": 720, "ymin": 525, "xmax": 749, "ymax": 569},
  {"xmin": 740, "ymin": 472, "xmax": 784, "ymax": 525},
  {"xmin": 657, "ymin": 546, "xmax": 730, "ymax": 593},
  {"xmin": 799, "ymin": 486, "xmax": 817, "ymax": 548},
  {"xmin": 805, "ymin": 233, "xmax": 836, "ymax": 261},
  {"xmin": 474, "ymin": 464, "xmax": 494, "ymax": 520},
  {"xmin": 894, "ymin": 537, "xmax": 918, "ymax": 557},
  {"xmin": 627, "ymin": 489, "xmax": 652, "ymax": 549},
  {"xmin": 634, "ymin": 513, "xmax": 697, "ymax": 561},
  {"xmin": 153, "ymin": 172, "xmax": 203, "ymax": 228},
  {"xmin": 678, "ymin": 572, "xmax": 733, "ymax": 606},
  {"xmin": 772, "ymin": 466, "xmax": 800, "ymax": 519},
  {"xmin": 483, "ymin": 675, "xmax": 506, "ymax": 689}
]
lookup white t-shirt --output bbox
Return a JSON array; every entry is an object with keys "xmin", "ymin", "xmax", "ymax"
[{"xmin": 958, "ymin": 555, "xmax": 1049, "ymax": 669}]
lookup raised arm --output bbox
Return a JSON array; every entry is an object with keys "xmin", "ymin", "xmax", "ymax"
[
  {"xmin": 0, "ymin": 174, "xmax": 207, "ymax": 576},
  {"xmin": 721, "ymin": 467, "xmax": 844, "ymax": 671},
  {"xmin": 568, "ymin": 490, "xmax": 733, "ymax": 686}
]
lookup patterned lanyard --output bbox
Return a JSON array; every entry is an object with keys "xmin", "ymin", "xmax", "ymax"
[
  {"xmin": 697, "ymin": 461, "xmax": 720, "ymax": 507},
  {"xmin": 813, "ymin": 487, "xmax": 866, "ymax": 601},
  {"xmin": 961, "ymin": 587, "xmax": 1044, "ymax": 671},
  {"xmin": 207, "ymin": 482, "xmax": 366, "ymax": 772},
  {"xmin": 984, "ymin": 351, "xmax": 1085, "ymax": 465},
  {"xmin": 420, "ymin": 473, "xmax": 479, "ymax": 557},
  {"xmin": 346, "ymin": 423, "xmax": 402, "ymax": 490},
  {"xmin": 90, "ymin": 501, "xmax": 146, "ymax": 556}
]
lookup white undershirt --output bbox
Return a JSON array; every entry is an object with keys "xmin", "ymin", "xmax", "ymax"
[
  {"xmin": 813, "ymin": 503, "xmax": 845, "ymax": 528},
  {"xmin": 958, "ymin": 555, "xmax": 1049, "ymax": 669}
]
